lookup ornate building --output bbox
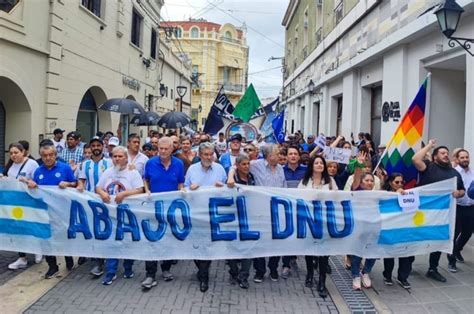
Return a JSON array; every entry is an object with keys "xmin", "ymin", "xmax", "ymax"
[{"xmin": 161, "ymin": 19, "xmax": 249, "ymax": 129}]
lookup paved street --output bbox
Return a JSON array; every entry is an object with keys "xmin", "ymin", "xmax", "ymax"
[{"xmin": 0, "ymin": 238, "xmax": 471, "ymax": 313}]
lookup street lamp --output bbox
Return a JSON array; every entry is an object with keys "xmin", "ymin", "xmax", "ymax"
[
  {"xmin": 434, "ymin": 0, "xmax": 473, "ymax": 56},
  {"xmin": 147, "ymin": 83, "xmax": 167, "ymax": 110},
  {"xmin": 308, "ymin": 79, "xmax": 315, "ymax": 94},
  {"xmin": 176, "ymin": 85, "xmax": 187, "ymax": 112}
]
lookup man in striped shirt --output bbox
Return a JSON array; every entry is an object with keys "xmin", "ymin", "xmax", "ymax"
[{"xmin": 77, "ymin": 136, "xmax": 112, "ymax": 277}]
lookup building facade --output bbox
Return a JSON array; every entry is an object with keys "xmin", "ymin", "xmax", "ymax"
[
  {"xmin": 0, "ymin": 0, "xmax": 191, "ymax": 165},
  {"xmin": 161, "ymin": 19, "xmax": 249, "ymax": 129},
  {"xmin": 282, "ymin": 0, "xmax": 474, "ymax": 152}
]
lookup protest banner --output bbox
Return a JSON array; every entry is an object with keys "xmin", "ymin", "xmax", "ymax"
[
  {"xmin": 323, "ymin": 147, "xmax": 352, "ymax": 164},
  {"xmin": 0, "ymin": 178, "xmax": 456, "ymax": 260}
]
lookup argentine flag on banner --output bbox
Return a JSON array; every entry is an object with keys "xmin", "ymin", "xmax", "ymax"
[
  {"xmin": 0, "ymin": 190, "xmax": 51, "ymax": 239},
  {"xmin": 378, "ymin": 192, "xmax": 452, "ymax": 245}
]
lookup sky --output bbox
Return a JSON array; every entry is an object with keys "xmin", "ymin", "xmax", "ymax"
[{"xmin": 162, "ymin": 0, "xmax": 288, "ymax": 100}]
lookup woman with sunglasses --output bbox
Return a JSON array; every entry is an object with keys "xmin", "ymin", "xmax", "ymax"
[
  {"xmin": 382, "ymin": 172, "xmax": 414, "ymax": 289},
  {"xmin": 298, "ymin": 154, "xmax": 337, "ymax": 297}
]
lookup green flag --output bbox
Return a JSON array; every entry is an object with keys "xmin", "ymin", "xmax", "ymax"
[{"xmin": 232, "ymin": 84, "xmax": 261, "ymax": 122}]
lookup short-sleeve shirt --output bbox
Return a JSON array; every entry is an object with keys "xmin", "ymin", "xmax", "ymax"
[
  {"xmin": 184, "ymin": 162, "xmax": 227, "ymax": 188},
  {"xmin": 144, "ymin": 156, "xmax": 185, "ymax": 193},
  {"xmin": 7, "ymin": 159, "xmax": 39, "ymax": 180},
  {"xmin": 60, "ymin": 146, "xmax": 84, "ymax": 165},
  {"xmin": 128, "ymin": 152, "xmax": 149, "ymax": 176},
  {"xmin": 33, "ymin": 161, "xmax": 76, "ymax": 186},
  {"xmin": 418, "ymin": 160, "xmax": 464, "ymax": 191},
  {"xmin": 79, "ymin": 158, "xmax": 113, "ymax": 192},
  {"xmin": 96, "ymin": 167, "xmax": 144, "ymax": 202}
]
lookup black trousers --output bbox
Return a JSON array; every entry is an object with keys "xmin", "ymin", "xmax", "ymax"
[
  {"xmin": 228, "ymin": 259, "xmax": 251, "ymax": 281},
  {"xmin": 145, "ymin": 260, "xmax": 173, "ymax": 278},
  {"xmin": 194, "ymin": 260, "xmax": 212, "ymax": 282},
  {"xmin": 253, "ymin": 256, "xmax": 280, "ymax": 276},
  {"xmin": 383, "ymin": 256, "xmax": 414, "ymax": 281},
  {"xmin": 455, "ymin": 205, "xmax": 474, "ymax": 253},
  {"xmin": 305, "ymin": 256, "xmax": 328, "ymax": 279},
  {"xmin": 46, "ymin": 255, "xmax": 73, "ymax": 268}
]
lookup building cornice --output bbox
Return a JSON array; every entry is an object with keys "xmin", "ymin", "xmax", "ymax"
[{"xmin": 282, "ymin": 0, "xmax": 300, "ymax": 29}]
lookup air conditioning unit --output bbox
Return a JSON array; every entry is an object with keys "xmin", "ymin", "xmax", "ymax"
[{"xmin": 316, "ymin": 0, "xmax": 323, "ymax": 6}]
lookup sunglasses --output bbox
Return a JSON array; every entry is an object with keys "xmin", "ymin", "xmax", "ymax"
[
  {"xmin": 244, "ymin": 148, "xmax": 254, "ymax": 152},
  {"xmin": 393, "ymin": 180, "xmax": 405, "ymax": 184}
]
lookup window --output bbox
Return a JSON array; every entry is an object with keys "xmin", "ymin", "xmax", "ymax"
[
  {"xmin": 336, "ymin": 97, "xmax": 343, "ymax": 136},
  {"xmin": 316, "ymin": 27, "xmax": 322, "ymax": 45},
  {"xmin": 371, "ymin": 86, "xmax": 383, "ymax": 147},
  {"xmin": 223, "ymin": 67, "xmax": 230, "ymax": 83},
  {"xmin": 225, "ymin": 31, "xmax": 232, "ymax": 40},
  {"xmin": 175, "ymin": 27, "xmax": 182, "ymax": 38},
  {"xmin": 131, "ymin": 9, "xmax": 143, "ymax": 47},
  {"xmin": 81, "ymin": 0, "xmax": 101, "ymax": 18},
  {"xmin": 190, "ymin": 27, "xmax": 199, "ymax": 38},
  {"xmin": 150, "ymin": 28, "xmax": 157, "ymax": 59},
  {"xmin": 192, "ymin": 65, "xmax": 198, "ymax": 74},
  {"xmin": 0, "ymin": 0, "xmax": 19, "ymax": 13},
  {"xmin": 335, "ymin": 1, "xmax": 344, "ymax": 24},
  {"xmin": 170, "ymin": 89, "xmax": 174, "ymax": 99}
]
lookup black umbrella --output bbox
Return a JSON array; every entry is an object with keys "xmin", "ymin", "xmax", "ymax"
[
  {"xmin": 157, "ymin": 111, "xmax": 191, "ymax": 129},
  {"xmin": 130, "ymin": 111, "xmax": 161, "ymax": 126},
  {"xmin": 99, "ymin": 98, "xmax": 145, "ymax": 115}
]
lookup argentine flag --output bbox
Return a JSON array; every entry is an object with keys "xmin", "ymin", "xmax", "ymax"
[
  {"xmin": 378, "ymin": 194, "xmax": 451, "ymax": 245},
  {"xmin": 0, "ymin": 191, "xmax": 51, "ymax": 239}
]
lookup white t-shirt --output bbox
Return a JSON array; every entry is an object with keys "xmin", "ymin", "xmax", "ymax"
[
  {"xmin": 52, "ymin": 139, "xmax": 66, "ymax": 154},
  {"xmin": 7, "ymin": 159, "xmax": 39, "ymax": 180},
  {"xmin": 214, "ymin": 140, "xmax": 227, "ymax": 155},
  {"xmin": 298, "ymin": 177, "xmax": 338, "ymax": 191},
  {"xmin": 96, "ymin": 167, "xmax": 144, "ymax": 203}
]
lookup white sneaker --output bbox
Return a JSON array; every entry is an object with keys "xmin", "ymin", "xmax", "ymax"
[
  {"xmin": 8, "ymin": 257, "xmax": 28, "ymax": 270},
  {"xmin": 352, "ymin": 276, "xmax": 361, "ymax": 290},
  {"xmin": 35, "ymin": 254, "xmax": 43, "ymax": 264},
  {"xmin": 361, "ymin": 272, "xmax": 372, "ymax": 288}
]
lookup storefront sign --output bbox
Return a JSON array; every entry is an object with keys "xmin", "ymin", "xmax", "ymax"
[{"xmin": 122, "ymin": 76, "xmax": 141, "ymax": 91}]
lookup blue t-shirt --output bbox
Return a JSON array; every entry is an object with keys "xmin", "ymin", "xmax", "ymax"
[
  {"xmin": 144, "ymin": 156, "xmax": 185, "ymax": 193},
  {"xmin": 283, "ymin": 164, "xmax": 307, "ymax": 188},
  {"xmin": 33, "ymin": 161, "xmax": 76, "ymax": 186}
]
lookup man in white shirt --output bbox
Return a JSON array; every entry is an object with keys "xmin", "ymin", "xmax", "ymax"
[
  {"xmin": 127, "ymin": 133, "xmax": 148, "ymax": 176},
  {"xmin": 214, "ymin": 132, "xmax": 227, "ymax": 155},
  {"xmin": 52, "ymin": 128, "xmax": 66, "ymax": 154},
  {"xmin": 96, "ymin": 145, "xmax": 144, "ymax": 285},
  {"xmin": 453, "ymin": 149, "xmax": 474, "ymax": 267}
]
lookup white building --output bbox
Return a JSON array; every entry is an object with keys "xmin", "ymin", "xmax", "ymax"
[
  {"xmin": 282, "ymin": 0, "xmax": 474, "ymax": 152},
  {"xmin": 0, "ymin": 0, "xmax": 191, "ymax": 165}
]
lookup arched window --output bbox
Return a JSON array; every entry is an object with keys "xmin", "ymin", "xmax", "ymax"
[
  {"xmin": 190, "ymin": 27, "xmax": 199, "ymax": 38},
  {"xmin": 224, "ymin": 31, "xmax": 232, "ymax": 40},
  {"xmin": 175, "ymin": 27, "xmax": 182, "ymax": 38}
]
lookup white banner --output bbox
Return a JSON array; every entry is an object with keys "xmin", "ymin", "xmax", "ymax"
[
  {"xmin": 323, "ymin": 147, "xmax": 352, "ymax": 164},
  {"xmin": 0, "ymin": 178, "xmax": 456, "ymax": 260}
]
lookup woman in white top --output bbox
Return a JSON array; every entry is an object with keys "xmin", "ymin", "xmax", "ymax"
[
  {"xmin": 4, "ymin": 143, "xmax": 42, "ymax": 270},
  {"xmin": 298, "ymin": 155, "xmax": 337, "ymax": 298}
]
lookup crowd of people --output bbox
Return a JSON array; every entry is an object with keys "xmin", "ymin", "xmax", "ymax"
[{"xmin": 1, "ymin": 127, "xmax": 473, "ymax": 297}]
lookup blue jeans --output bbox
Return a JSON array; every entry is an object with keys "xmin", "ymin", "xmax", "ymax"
[
  {"xmin": 105, "ymin": 259, "xmax": 134, "ymax": 275},
  {"xmin": 351, "ymin": 256, "xmax": 376, "ymax": 278}
]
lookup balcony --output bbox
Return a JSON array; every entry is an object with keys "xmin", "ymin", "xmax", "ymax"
[
  {"xmin": 219, "ymin": 81, "xmax": 243, "ymax": 93},
  {"xmin": 219, "ymin": 36, "xmax": 241, "ymax": 45}
]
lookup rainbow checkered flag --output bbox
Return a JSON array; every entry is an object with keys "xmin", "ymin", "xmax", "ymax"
[{"xmin": 380, "ymin": 75, "xmax": 429, "ymax": 188}]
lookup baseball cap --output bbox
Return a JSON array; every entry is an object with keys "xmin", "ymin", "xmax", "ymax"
[
  {"xmin": 307, "ymin": 135, "xmax": 315, "ymax": 139},
  {"xmin": 66, "ymin": 131, "xmax": 79, "ymax": 140},
  {"xmin": 229, "ymin": 133, "xmax": 242, "ymax": 142},
  {"xmin": 378, "ymin": 144, "xmax": 386, "ymax": 149},
  {"xmin": 142, "ymin": 143, "xmax": 154, "ymax": 151},
  {"xmin": 108, "ymin": 137, "xmax": 120, "ymax": 146},
  {"xmin": 53, "ymin": 128, "xmax": 65, "ymax": 135},
  {"xmin": 89, "ymin": 136, "xmax": 103, "ymax": 145}
]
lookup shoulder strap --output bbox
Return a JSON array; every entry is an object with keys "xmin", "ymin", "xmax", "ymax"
[{"xmin": 15, "ymin": 159, "xmax": 29, "ymax": 179}]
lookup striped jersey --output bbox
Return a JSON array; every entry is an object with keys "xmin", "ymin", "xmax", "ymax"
[{"xmin": 78, "ymin": 158, "xmax": 113, "ymax": 192}]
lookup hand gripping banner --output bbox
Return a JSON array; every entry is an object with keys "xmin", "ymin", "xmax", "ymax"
[{"xmin": 0, "ymin": 178, "xmax": 456, "ymax": 260}]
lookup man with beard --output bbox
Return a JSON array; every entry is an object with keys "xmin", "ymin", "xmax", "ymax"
[
  {"xmin": 185, "ymin": 142, "xmax": 227, "ymax": 292},
  {"xmin": 26, "ymin": 144, "xmax": 77, "ymax": 279},
  {"xmin": 77, "ymin": 136, "xmax": 113, "ymax": 277},
  {"xmin": 452, "ymin": 149, "xmax": 474, "ymax": 267},
  {"xmin": 96, "ymin": 146, "xmax": 144, "ymax": 285},
  {"xmin": 412, "ymin": 139, "xmax": 465, "ymax": 282},
  {"xmin": 141, "ymin": 137, "xmax": 185, "ymax": 290}
]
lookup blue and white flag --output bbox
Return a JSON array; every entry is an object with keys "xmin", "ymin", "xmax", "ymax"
[
  {"xmin": 378, "ymin": 194, "xmax": 451, "ymax": 245},
  {"xmin": 272, "ymin": 110, "xmax": 285, "ymax": 144},
  {"xmin": 204, "ymin": 87, "xmax": 235, "ymax": 135},
  {"xmin": 0, "ymin": 190, "xmax": 51, "ymax": 239}
]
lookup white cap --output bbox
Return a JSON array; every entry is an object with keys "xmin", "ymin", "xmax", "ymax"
[{"xmin": 108, "ymin": 136, "xmax": 120, "ymax": 147}]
